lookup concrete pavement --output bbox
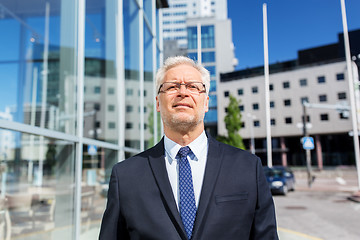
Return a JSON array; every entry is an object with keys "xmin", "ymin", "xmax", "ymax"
[
  {"xmin": 275, "ymin": 166, "xmax": 359, "ymax": 240},
  {"xmin": 291, "ymin": 166, "xmax": 359, "ymax": 194}
]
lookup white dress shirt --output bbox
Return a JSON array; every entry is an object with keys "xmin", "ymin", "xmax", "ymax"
[{"xmin": 164, "ymin": 131, "xmax": 208, "ymax": 209}]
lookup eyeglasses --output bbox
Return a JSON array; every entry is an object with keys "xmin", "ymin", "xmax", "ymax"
[{"xmin": 158, "ymin": 82, "xmax": 206, "ymax": 95}]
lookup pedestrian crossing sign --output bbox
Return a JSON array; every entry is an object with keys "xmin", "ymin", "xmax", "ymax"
[
  {"xmin": 88, "ymin": 144, "xmax": 97, "ymax": 156},
  {"xmin": 302, "ymin": 137, "xmax": 314, "ymax": 150}
]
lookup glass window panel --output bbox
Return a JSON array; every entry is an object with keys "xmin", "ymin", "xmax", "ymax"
[
  {"xmin": 81, "ymin": 146, "xmax": 118, "ymax": 235},
  {"xmin": 317, "ymin": 76, "xmax": 326, "ymax": 83},
  {"xmin": 124, "ymin": 0, "xmax": 140, "ymax": 149},
  {"xmin": 320, "ymin": 114, "xmax": 329, "ymax": 121},
  {"xmin": 284, "ymin": 99, "xmax": 291, "ymax": 106},
  {"xmin": 188, "ymin": 52, "xmax": 198, "ymax": 61},
  {"xmin": 283, "ymin": 81, "xmax": 290, "ymax": 88},
  {"xmin": 144, "ymin": 24, "xmax": 153, "ymax": 82},
  {"xmin": 84, "ymin": 0, "xmax": 119, "ymax": 144},
  {"xmin": 319, "ymin": 95, "xmax": 327, "ymax": 102},
  {"xmin": 336, "ymin": 73, "xmax": 345, "ymax": 81},
  {"xmin": 300, "ymin": 78, "xmax": 307, "ymax": 86},
  {"xmin": 209, "ymin": 95, "xmax": 217, "ymax": 108},
  {"xmin": 156, "ymin": 9, "xmax": 160, "ymax": 44},
  {"xmin": 187, "ymin": 27, "xmax": 197, "ymax": 49},
  {"xmin": 143, "ymin": 0, "xmax": 153, "ymax": 27},
  {"xmin": 0, "ymin": 130, "xmax": 75, "ymax": 239},
  {"xmin": 206, "ymin": 66, "xmax": 216, "ymax": 77},
  {"xmin": 204, "ymin": 109, "xmax": 217, "ymax": 123},
  {"xmin": 201, "ymin": 25, "xmax": 215, "ymax": 49},
  {"xmin": 144, "ymin": 22, "xmax": 155, "ymax": 150},
  {"xmin": 209, "ymin": 80, "xmax": 216, "ymax": 92},
  {"xmin": 201, "ymin": 52, "xmax": 215, "ymax": 63},
  {"xmin": 269, "ymin": 84, "xmax": 274, "ymax": 91},
  {"xmin": 338, "ymin": 92, "xmax": 346, "ymax": 100},
  {"xmin": 0, "ymin": 1, "xmax": 78, "ymax": 135}
]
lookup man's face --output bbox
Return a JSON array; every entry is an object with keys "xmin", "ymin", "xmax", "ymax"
[{"xmin": 156, "ymin": 64, "xmax": 209, "ymax": 132}]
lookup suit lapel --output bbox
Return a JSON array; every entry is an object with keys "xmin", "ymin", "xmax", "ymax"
[
  {"xmin": 148, "ymin": 139, "xmax": 188, "ymax": 240},
  {"xmin": 192, "ymin": 135, "xmax": 223, "ymax": 239}
]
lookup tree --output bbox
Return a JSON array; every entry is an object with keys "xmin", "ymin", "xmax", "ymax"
[{"xmin": 217, "ymin": 94, "xmax": 246, "ymax": 150}]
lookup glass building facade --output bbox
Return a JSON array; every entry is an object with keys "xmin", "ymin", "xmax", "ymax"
[
  {"xmin": 187, "ymin": 24, "xmax": 217, "ymax": 124},
  {"xmin": 0, "ymin": 0, "xmax": 167, "ymax": 239}
]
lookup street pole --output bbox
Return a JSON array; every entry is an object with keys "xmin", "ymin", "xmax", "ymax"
[
  {"xmin": 340, "ymin": 0, "xmax": 360, "ymax": 190},
  {"xmin": 263, "ymin": 3, "xmax": 272, "ymax": 167},
  {"xmin": 302, "ymin": 103, "xmax": 313, "ymax": 187}
]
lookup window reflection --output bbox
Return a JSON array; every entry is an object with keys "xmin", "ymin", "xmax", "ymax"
[
  {"xmin": 0, "ymin": 130, "xmax": 75, "ymax": 239},
  {"xmin": 187, "ymin": 26, "xmax": 198, "ymax": 49},
  {"xmin": 84, "ymin": 0, "xmax": 119, "ymax": 144},
  {"xmin": 81, "ymin": 146, "xmax": 117, "ymax": 235},
  {"xmin": 0, "ymin": 1, "xmax": 78, "ymax": 135},
  {"xmin": 201, "ymin": 25, "xmax": 215, "ymax": 48},
  {"xmin": 124, "ymin": 0, "xmax": 141, "ymax": 149},
  {"xmin": 144, "ymin": 22, "xmax": 155, "ymax": 150}
]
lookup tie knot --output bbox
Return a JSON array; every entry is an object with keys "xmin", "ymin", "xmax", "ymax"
[{"xmin": 178, "ymin": 146, "xmax": 191, "ymax": 158}]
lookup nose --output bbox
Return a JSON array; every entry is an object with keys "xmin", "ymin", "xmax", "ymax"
[{"xmin": 178, "ymin": 84, "xmax": 188, "ymax": 95}]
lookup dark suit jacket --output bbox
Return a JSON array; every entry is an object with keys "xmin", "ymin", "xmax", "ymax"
[{"xmin": 99, "ymin": 135, "xmax": 278, "ymax": 240}]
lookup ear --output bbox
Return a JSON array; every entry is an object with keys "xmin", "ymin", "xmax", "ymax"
[
  {"xmin": 156, "ymin": 95, "xmax": 160, "ymax": 112},
  {"xmin": 204, "ymin": 95, "xmax": 209, "ymax": 113}
]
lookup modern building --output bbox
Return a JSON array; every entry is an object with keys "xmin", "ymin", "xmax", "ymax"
[
  {"xmin": 186, "ymin": 17, "xmax": 237, "ymax": 136},
  {"xmin": 0, "ymin": 0, "xmax": 168, "ymax": 239},
  {"xmin": 218, "ymin": 29, "xmax": 360, "ymax": 167},
  {"xmin": 162, "ymin": 0, "xmax": 227, "ymax": 47},
  {"xmin": 161, "ymin": 1, "xmax": 237, "ymax": 136}
]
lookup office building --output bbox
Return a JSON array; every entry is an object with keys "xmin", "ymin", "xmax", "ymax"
[
  {"xmin": 186, "ymin": 17, "xmax": 237, "ymax": 136},
  {"xmin": 162, "ymin": 0, "xmax": 227, "ymax": 47},
  {"xmin": 0, "ymin": 0, "xmax": 168, "ymax": 239},
  {"xmin": 218, "ymin": 29, "xmax": 360, "ymax": 167}
]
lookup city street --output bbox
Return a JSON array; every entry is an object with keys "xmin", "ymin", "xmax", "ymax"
[{"xmin": 274, "ymin": 190, "xmax": 360, "ymax": 240}]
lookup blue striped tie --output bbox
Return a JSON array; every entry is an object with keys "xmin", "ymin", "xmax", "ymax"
[{"xmin": 178, "ymin": 146, "xmax": 197, "ymax": 240}]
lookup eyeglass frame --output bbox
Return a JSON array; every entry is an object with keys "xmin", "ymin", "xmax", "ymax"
[{"xmin": 157, "ymin": 82, "xmax": 207, "ymax": 95}]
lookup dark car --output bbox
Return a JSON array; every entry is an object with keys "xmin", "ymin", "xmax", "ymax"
[{"xmin": 263, "ymin": 166, "xmax": 295, "ymax": 195}]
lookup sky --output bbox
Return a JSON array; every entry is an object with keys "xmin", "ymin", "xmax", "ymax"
[{"xmin": 228, "ymin": 0, "xmax": 360, "ymax": 70}]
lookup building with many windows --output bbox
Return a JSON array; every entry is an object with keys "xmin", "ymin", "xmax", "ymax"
[
  {"xmin": 161, "ymin": 1, "xmax": 236, "ymax": 137},
  {"xmin": 0, "ymin": 0, "xmax": 168, "ymax": 239},
  {"xmin": 162, "ymin": 0, "xmax": 227, "ymax": 47},
  {"xmin": 186, "ymin": 17, "xmax": 237, "ymax": 135},
  {"xmin": 218, "ymin": 29, "xmax": 360, "ymax": 167}
]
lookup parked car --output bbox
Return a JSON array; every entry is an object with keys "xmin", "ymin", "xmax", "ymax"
[{"xmin": 263, "ymin": 166, "xmax": 295, "ymax": 195}]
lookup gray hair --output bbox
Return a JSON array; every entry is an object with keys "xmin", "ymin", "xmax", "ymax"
[{"xmin": 155, "ymin": 56, "xmax": 210, "ymax": 95}]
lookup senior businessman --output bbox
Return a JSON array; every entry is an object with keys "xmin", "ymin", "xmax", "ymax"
[{"xmin": 99, "ymin": 56, "xmax": 278, "ymax": 240}]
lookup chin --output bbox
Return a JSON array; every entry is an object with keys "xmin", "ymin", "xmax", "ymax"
[{"xmin": 172, "ymin": 116, "xmax": 195, "ymax": 124}]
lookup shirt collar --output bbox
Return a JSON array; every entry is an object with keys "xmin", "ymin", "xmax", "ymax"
[{"xmin": 164, "ymin": 131, "xmax": 208, "ymax": 164}]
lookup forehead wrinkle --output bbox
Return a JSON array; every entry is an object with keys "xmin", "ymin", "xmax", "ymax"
[{"xmin": 165, "ymin": 68, "xmax": 202, "ymax": 83}]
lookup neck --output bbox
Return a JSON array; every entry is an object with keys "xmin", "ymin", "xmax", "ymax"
[{"xmin": 164, "ymin": 124, "xmax": 204, "ymax": 146}]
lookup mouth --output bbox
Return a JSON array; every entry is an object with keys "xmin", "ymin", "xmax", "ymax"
[{"xmin": 173, "ymin": 103, "xmax": 192, "ymax": 108}]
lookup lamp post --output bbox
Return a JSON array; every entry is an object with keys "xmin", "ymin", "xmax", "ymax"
[
  {"xmin": 340, "ymin": 0, "xmax": 360, "ymax": 190},
  {"xmin": 263, "ymin": 3, "xmax": 272, "ymax": 167},
  {"xmin": 302, "ymin": 102, "xmax": 313, "ymax": 187}
]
